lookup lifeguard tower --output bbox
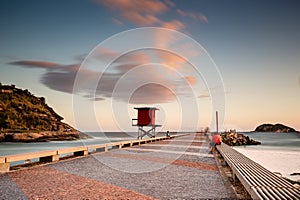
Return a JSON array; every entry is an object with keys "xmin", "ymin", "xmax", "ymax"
[{"xmin": 132, "ymin": 107, "xmax": 161, "ymax": 139}]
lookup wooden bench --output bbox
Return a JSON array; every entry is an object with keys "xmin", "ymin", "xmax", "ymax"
[{"xmin": 216, "ymin": 143, "xmax": 300, "ymax": 200}]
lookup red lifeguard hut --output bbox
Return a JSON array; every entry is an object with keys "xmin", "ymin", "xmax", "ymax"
[{"xmin": 132, "ymin": 107, "xmax": 161, "ymax": 139}]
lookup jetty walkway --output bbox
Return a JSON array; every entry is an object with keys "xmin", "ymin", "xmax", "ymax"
[{"xmin": 0, "ymin": 133, "xmax": 234, "ymax": 199}]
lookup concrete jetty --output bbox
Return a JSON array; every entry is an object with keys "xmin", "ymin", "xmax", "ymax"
[{"xmin": 0, "ymin": 133, "xmax": 234, "ymax": 199}]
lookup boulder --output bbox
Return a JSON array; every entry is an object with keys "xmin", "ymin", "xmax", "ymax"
[
  {"xmin": 0, "ymin": 133, "xmax": 5, "ymax": 142},
  {"xmin": 221, "ymin": 130, "xmax": 261, "ymax": 146}
]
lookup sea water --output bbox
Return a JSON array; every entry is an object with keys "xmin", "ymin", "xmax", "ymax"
[
  {"xmin": 237, "ymin": 132, "xmax": 300, "ymax": 151},
  {"xmin": 0, "ymin": 132, "xmax": 139, "ymax": 156},
  {"xmin": 0, "ymin": 132, "xmax": 170, "ymax": 156},
  {"xmin": 0, "ymin": 132, "xmax": 147, "ymax": 166}
]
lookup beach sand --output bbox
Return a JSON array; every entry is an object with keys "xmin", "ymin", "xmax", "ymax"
[{"xmin": 234, "ymin": 147, "xmax": 300, "ymax": 182}]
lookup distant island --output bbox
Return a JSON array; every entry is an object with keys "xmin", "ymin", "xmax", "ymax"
[
  {"xmin": 0, "ymin": 84, "xmax": 88, "ymax": 142},
  {"xmin": 254, "ymin": 123, "xmax": 298, "ymax": 133}
]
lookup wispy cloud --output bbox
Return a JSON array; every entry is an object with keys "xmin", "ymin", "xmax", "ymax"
[
  {"xmin": 200, "ymin": 15, "xmax": 208, "ymax": 24},
  {"xmin": 96, "ymin": 0, "xmax": 169, "ymax": 27},
  {"xmin": 129, "ymin": 83, "xmax": 176, "ymax": 104},
  {"xmin": 157, "ymin": 50, "xmax": 187, "ymax": 69},
  {"xmin": 10, "ymin": 60, "xmax": 61, "ymax": 69},
  {"xmin": 9, "ymin": 50, "xmax": 196, "ymax": 104},
  {"xmin": 198, "ymin": 94, "xmax": 210, "ymax": 99},
  {"xmin": 176, "ymin": 9, "xmax": 208, "ymax": 24},
  {"xmin": 163, "ymin": 0, "xmax": 175, "ymax": 8},
  {"xmin": 198, "ymin": 84, "xmax": 231, "ymax": 99},
  {"xmin": 9, "ymin": 1, "xmax": 209, "ymax": 105},
  {"xmin": 10, "ymin": 61, "xmax": 83, "ymax": 93},
  {"xmin": 160, "ymin": 19, "xmax": 185, "ymax": 31},
  {"xmin": 185, "ymin": 76, "xmax": 197, "ymax": 85},
  {"xmin": 94, "ymin": 0, "xmax": 207, "ymax": 74},
  {"xmin": 112, "ymin": 18, "xmax": 124, "ymax": 26},
  {"xmin": 95, "ymin": 0, "xmax": 207, "ymax": 31}
]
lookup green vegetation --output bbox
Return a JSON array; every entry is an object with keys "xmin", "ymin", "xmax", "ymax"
[{"xmin": 0, "ymin": 84, "xmax": 65, "ymax": 133}]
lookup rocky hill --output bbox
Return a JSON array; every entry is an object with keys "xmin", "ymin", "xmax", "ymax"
[
  {"xmin": 0, "ymin": 84, "xmax": 87, "ymax": 142},
  {"xmin": 254, "ymin": 123, "xmax": 297, "ymax": 133}
]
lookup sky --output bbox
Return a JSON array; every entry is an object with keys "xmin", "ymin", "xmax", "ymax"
[{"xmin": 1, "ymin": 0, "xmax": 300, "ymax": 132}]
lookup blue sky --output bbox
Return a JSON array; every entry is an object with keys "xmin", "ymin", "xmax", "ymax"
[{"xmin": 1, "ymin": 0, "xmax": 300, "ymax": 132}]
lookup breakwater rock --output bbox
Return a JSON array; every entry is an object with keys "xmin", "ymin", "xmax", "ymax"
[{"xmin": 221, "ymin": 131, "xmax": 261, "ymax": 146}]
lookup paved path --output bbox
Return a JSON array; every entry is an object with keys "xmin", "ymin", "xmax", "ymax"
[{"xmin": 0, "ymin": 133, "xmax": 234, "ymax": 199}]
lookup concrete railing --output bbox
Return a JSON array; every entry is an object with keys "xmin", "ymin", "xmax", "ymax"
[{"xmin": 0, "ymin": 134, "xmax": 185, "ymax": 173}]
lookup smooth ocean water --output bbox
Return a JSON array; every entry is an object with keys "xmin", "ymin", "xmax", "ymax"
[
  {"xmin": 235, "ymin": 132, "xmax": 300, "ymax": 151},
  {"xmin": 0, "ymin": 132, "xmax": 150, "ymax": 156},
  {"xmin": 1, "ymin": 132, "xmax": 299, "ymax": 156}
]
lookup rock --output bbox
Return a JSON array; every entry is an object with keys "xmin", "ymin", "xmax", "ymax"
[
  {"xmin": 1, "ymin": 131, "xmax": 88, "ymax": 143},
  {"xmin": 290, "ymin": 173, "xmax": 300, "ymax": 176},
  {"xmin": 221, "ymin": 130, "xmax": 261, "ymax": 146},
  {"xmin": 0, "ymin": 84, "xmax": 90, "ymax": 142},
  {"xmin": 0, "ymin": 133, "xmax": 5, "ymax": 142},
  {"xmin": 254, "ymin": 123, "xmax": 297, "ymax": 133}
]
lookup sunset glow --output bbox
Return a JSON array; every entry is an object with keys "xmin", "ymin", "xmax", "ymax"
[{"xmin": 1, "ymin": 0, "xmax": 299, "ymax": 132}]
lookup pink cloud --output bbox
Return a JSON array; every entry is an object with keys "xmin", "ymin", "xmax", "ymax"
[
  {"xmin": 198, "ymin": 94, "xmax": 210, "ymax": 99},
  {"xmin": 199, "ymin": 15, "xmax": 208, "ymax": 24},
  {"xmin": 176, "ymin": 9, "xmax": 208, "ymax": 24},
  {"xmin": 156, "ymin": 50, "xmax": 186, "ymax": 69},
  {"xmin": 97, "ymin": 0, "xmax": 168, "ymax": 26},
  {"xmin": 160, "ymin": 20, "xmax": 185, "ymax": 31},
  {"xmin": 96, "ymin": 0, "xmax": 187, "ymax": 31},
  {"xmin": 129, "ymin": 83, "xmax": 176, "ymax": 104},
  {"xmin": 10, "ymin": 47, "xmax": 200, "ymax": 105},
  {"xmin": 176, "ymin": 9, "xmax": 186, "ymax": 17},
  {"xmin": 94, "ymin": 48, "xmax": 150, "ymax": 65},
  {"xmin": 185, "ymin": 76, "xmax": 197, "ymax": 85}
]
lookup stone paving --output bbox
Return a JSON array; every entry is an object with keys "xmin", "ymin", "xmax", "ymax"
[{"xmin": 0, "ymin": 133, "xmax": 235, "ymax": 199}]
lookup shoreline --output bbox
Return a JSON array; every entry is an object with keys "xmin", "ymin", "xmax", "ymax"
[{"xmin": 0, "ymin": 131, "xmax": 91, "ymax": 143}]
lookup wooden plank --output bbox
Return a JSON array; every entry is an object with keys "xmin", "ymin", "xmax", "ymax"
[
  {"xmin": 6, "ymin": 150, "xmax": 58, "ymax": 163},
  {"xmin": 87, "ymin": 144, "xmax": 106, "ymax": 150},
  {"xmin": 0, "ymin": 163, "xmax": 10, "ymax": 173},
  {"xmin": 139, "ymin": 139, "xmax": 147, "ymax": 143},
  {"xmin": 57, "ymin": 146, "xmax": 87, "ymax": 155},
  {"xmin": 130, "ymin": 140, "xmax": 140, "ymax": 146},
  {"xmin": 106, "ymin": 142, "xmax": 122, "ymax": 148},
  {"xmin": 0, "ymin": 156, "xmax": 5, "ymax": 163},
  {"xmin": 120, "ymin": 141, "xmax": 131, "ymax": 147}
]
